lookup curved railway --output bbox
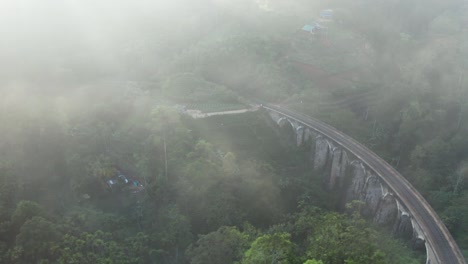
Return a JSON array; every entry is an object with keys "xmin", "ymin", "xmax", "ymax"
[{"xmin": 262, "ymin": 103, "xmax": 466, "ymax": 264}]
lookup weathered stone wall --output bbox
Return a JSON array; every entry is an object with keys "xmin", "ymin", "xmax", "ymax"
[
  {"xmin": 313, "ymin": 135, "xmax": 329, "ymax": 171},
  {"xmin": 374, "ymin": 193, "xmax": 398, "ymax": 227},
  {"xmin": 267, "ymin": 112, "xmax": 428, "ymax": 257}
]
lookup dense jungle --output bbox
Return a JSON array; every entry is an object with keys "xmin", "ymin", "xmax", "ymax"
[{"xmin": 0, "ymin": 0, "xmax": 467, "ymax": 263}]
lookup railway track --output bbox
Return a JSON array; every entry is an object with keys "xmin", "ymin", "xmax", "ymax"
[{"xmin": 262, "ymin": 103, "xmax": 466, "ymax": 264}]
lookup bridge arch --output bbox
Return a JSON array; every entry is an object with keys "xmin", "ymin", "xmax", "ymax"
[{"xmin": 277, "ymin": 117, "xmax": 296, "ymax": 145}]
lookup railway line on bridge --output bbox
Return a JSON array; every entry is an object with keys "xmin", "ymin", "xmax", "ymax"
[{"xmin": 261, "ymin": 103, "xmax": 466, "ymax": 264}]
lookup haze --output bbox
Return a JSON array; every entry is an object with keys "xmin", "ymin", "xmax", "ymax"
[{"xmin": 0, "ymin": 0, "xmax": 467, "ymax": 263}]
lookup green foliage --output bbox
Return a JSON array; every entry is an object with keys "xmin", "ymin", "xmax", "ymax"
[
  {"xmin": 292, "ymin": 205, "xmax": 419, "ymax": 264},
  {"xmin": 222, "ymin": 152, "xmax": 239, "ymax": 175},
  {"xmin": 163, "ymin": 73, "xmax": 238, "ymax": 104},
  {"xmin": 11, "ymin": 201, "xmax": 43, "ymax": 230},
  {"xmin": 242, "ymin": 233, "xmax": 297, "ymax": 264},
  {"xmin": 11, "ymin": 216, "xmax": 61, "ymax": 264},
  {"xmin": 0, "ymin": 164, "xmax": 18, "ymax": 220},
  {"xmin": 63, "ymin": 207, "xmax": 129, "ymax": 234},
  {"xmin": 57, "ymin": 231, "xmax": 134, "ymax": 264},
  {"xmin": 151, "ymin": 205, "xmax": 192, "ymax": 250},
  {"xmin": 305, "ymin": 213, "xmax": 384, "ymax": 263},
  {"xmin": 439, "ymin": 191, "xmax": 468, "ymax": 246},
  {"xmin": 149, "ymin": 106, "xmax": 193, "ymax": 181},
  {"xmin": 303, "ymin": 260, "xmax": 323, "ymax": 264},
  {"xmin": 186, "ymin": 226, "xmax": 248, "ymax": 264}
]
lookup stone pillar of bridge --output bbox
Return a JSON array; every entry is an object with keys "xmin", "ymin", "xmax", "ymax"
[
  {"xmin": 345, "ymin": 161, "xmax": 367, "ymax": 203},
  {"xmin": 327, "ymin": 147, "xmax": 349, "ymax": 190},
  {"xmin": 411, "ymin": 219, "xmax": 427, "ymax": 252},
  {"xmin": 362, "ymin": 174, "xmax": 382, "ymax": 217},
  {"xmin": 394, "ymin": 203, "xmax": 414, "ymax": 241},
  {"xmin": 284, "ymin": 119, "xmax": 305, "ymax": 147},
  {"xmin": 307, "ymin": 129, "xmax": 317, "ymax": 163},
  {"xmin": 339, "ymin": 151, "xmax": 349, "ymax": 189},
  {"xmin": 274, "ymin": 115, "xmax": 307, "ymax": 147},
  {"xmin": 296, "ymin": 126, "xmax": 304, "ymax": 147},
  {"xmin": 275, "ymin": 117, "xmax": 296, "ymax": 146},
  {"xmin": 374, "ymin": 193, "xmax": 398, "ymax": 227},
  {"xmin": 425, "ymin": 244, "xmax": 437, "ymax": 264},
  {"xmin": 314, "ymin": 135, "xmax": 330, "ymax": 171},
  {"xmin": 303, "ymin": 128, "xmax": 315, "ymax": 143},
  {"xmin": 327, "ymin": 147, "xmax": 341, "ymax": 190}
]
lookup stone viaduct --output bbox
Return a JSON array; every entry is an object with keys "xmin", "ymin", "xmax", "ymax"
[{"xmin": 262, "ymin": 103, "xmax": 466, "ymax": 264}]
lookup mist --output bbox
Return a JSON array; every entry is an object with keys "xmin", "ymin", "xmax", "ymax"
[
  {"xmin": 0, "ymin": 0, "xmax": 264, "ymax": 84},
  {"xmin": 0, "ymin": 0, "xmax": 468, "ymax": 263}
]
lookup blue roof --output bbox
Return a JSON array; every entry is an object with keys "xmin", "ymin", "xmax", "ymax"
[
  {"xmin": 302, "ymin": 25, "xmax": 315, "ymax": 32},
  {"xmin": 302, "ymin": 22, "xmax": 323, "ymax": 32},
  {"xmin": 320, "ymin": 9, "xmax": 334, "ymax": 18}
]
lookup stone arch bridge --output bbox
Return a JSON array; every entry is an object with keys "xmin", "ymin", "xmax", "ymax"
[{"xmin": 262, "ymin": 103, "xmax": 466, "ymax": 264}]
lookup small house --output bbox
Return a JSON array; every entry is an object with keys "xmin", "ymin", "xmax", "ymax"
[
  {"xmin": 105, "ymin": 168, "xmax": 145, "ymax": 193},
  {"xmin": 301, "ymin": 22, "xmax": 324, "ymax": 34}
]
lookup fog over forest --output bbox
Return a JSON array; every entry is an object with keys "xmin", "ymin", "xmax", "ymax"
[{"xmin": 0, "ymin": 0, "xmax": 467, "ymax": 263}]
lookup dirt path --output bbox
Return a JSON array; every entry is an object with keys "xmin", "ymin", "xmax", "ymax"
[{"xmin": 185, "ymin": 107, "xmax": 259, "ymax": 119}]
